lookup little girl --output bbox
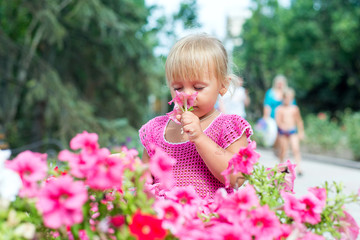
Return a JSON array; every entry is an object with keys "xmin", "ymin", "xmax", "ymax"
[{"xmin": 139, "ymin": 33, "xmax": 253, "ymax": 198}]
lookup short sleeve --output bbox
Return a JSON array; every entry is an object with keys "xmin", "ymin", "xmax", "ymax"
[
  {"xmin": 263, "ymin": 89, "xmax": 272, "ymax": 107},
  {"xmin": 218, "ymin": 114, "xmax": 253, "ymax": 149},
  {"xmin": 139, "ymin": 119, "xmax": 155, "ymax": 156}
]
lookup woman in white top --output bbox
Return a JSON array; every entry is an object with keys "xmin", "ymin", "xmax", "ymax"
[{"xmin": 219, "ymin": 78, "xmax": 250, "ymax": 118}]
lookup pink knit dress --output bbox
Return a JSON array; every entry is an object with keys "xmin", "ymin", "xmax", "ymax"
[{"xmin": 139, "ymin": 113, "xmax": 253, "ymax": 198}]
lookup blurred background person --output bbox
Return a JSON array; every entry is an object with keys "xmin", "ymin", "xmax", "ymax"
[
  {"xmin": 219, "ymin": 77, "xmax": 250, "ymax": 118},
  {"xmin": 275, "ymin": 87, "xmax": 305, "ymax": 175}
]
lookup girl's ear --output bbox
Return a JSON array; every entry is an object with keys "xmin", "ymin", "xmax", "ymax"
[
  {"xmin": 219, "ymin": 77, "xmax": 230, "ymax": 96},
  {"xmin": 219, "ymin": 86, "xmax": 228, "ymax": 96}
]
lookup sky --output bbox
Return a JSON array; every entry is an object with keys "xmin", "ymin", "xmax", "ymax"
[
  {"xmin": 146, "ymin": 0, "xmax": 253, "ymax": 40},
  {"xmin": 145, "ymin": 0, "xmax": 290, "ymax": 54}
]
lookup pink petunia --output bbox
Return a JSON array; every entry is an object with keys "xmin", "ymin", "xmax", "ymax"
[
  {"xmin": 222, "ymin": 141, "xmax": 260, "ymax": 187},
  {"xmin": 70, "ymin": 131, "xmax": 99, "ymax": 152},
  {"xmin": 300, "ymin": 191, "xmax": 324, "ymax": 224},
  {"xmin": 215, "ymin": 185, "xmax": 260, "ymax": 222},
  {"xmin": 337, "ymin": 210, "xmax": 359, "ymax": 240},
  {"xmin": 85, "ymin": 149, "xmax": 124, "ymax": 191},
  {"xmin": 282, "ymin": 191, "xmax": 306, "ymax": 223},
  {"xmin": 168, "ymin": 90, "xmax": 198, "ymax": 112},
  {"xmin": 36, "ymin": 175, "xmax": 88, "ymax": 229},
  {"xmin": 6, "ymin": 151, "xmax": 48, "ymax": 198},
  {"xmin": 208, "ymin": 222, "xmax": 251, "ymax": 240},
  {"xmin": 153, "ymin": 199, "xmax": 184, "ymax": 234},
  {"xmin": 58, "ymin": 149, "xmax": 100, "ymax": 179},
  {"xmin": 149, "ymin": 145, "xmax": 176, "ymax": 190},
  {"xmin": 167, "ymin": 91, "xmax": 198, "ymax": 124},
  {"xmin": 282, "ymin": 188, "xmax": 326, "ymax": 225},
  {"xmin": 247, "ymin": 205, "xmax": 282, "ymax": 239},
  {"xmin": 267, "ymin": 160, "xmax": 297, "ymax": 193}
]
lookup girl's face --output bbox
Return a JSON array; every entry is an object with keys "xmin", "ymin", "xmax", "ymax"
[{"xmin": 169, "ymin": 72, "xmax": 225, "ymax": 118}]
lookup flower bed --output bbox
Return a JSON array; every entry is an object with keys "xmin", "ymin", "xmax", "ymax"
[{"xmin": 0, "ymin": 131, "xmax": 359, "ymax": 239}]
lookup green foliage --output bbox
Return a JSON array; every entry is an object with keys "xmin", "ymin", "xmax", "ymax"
[
  {"xmin": 0, "ymin": 0, "xmax": 162, "ymax": 149},
  {"xmin": 343, "ymin": 111, "xmax": 360, "ymax": 160},
  {"xmin": 303, "ymin": 114, "xmax": 347, "ymax": 154},
  {"xmin": 234, "ymin": 0, "xmax": 360, "ymax": 119}
]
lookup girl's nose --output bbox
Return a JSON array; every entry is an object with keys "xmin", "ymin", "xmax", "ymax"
[{"xmin": 184, "ymin": 88, "xmax": 195, "ymax": 95}]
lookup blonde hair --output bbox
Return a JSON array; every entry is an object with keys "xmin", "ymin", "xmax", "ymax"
[
  {"xmin": 165, "ymin": 33, "xmax": 231, "ymax": 88},
  {"xmin": 272, "ymin": 74, "xmax": 288, "ymax": 89},
  {"xmin": 284, "ymin": 87, "xmax": 295, "ymax": 98}
]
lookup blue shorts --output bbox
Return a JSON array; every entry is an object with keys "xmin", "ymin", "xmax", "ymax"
[{"xmin": 278, "ymin": 128, "xmax": 297, "ymax": 137}]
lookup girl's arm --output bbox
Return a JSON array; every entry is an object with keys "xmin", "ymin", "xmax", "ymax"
[
  {"xmin": 194, "ymin": 131, "xmax": 248, "ymax": 188},
  {"xmin": 141, "ymin": 149, "xmax": 150, "ymax": 163},
  {"xmin": 180, "ymin": 111, "xmax": 248, "ymax": 187}
]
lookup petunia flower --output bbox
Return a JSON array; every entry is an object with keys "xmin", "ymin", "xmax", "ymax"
[
  {"xmin": 149, "ymin": 145, "xmax": 176, "ymax": 191},
  {"xmin": 0, "ymin": 149, "xmax": 22, "ymax": 202},
  {"xmin": 36, "ymin": 175, "xmax": 88, "ymax": 229},
  {"xmin": 167, "ymin": 91, "xmax": 198, "ymax": 124},
  {"xmin": 267, "ymin": 160, "xmax": 296, "ymax": 193},
  {"xmin": 129, "ymin": 210, "xmax": 167, "ymax": 240},
  {"xmin": 337, "ymin": 210, "xmax": 359, "ymax": 240},
  {"xmin": 221, "ymin": 141, "xmax": 260, "ymax": 187},
  {"xmin": 5, "ymin": 150, "xmax": 48, "ymax": 198}
]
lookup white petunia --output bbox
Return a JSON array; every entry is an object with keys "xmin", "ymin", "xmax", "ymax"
[{"xmin": 0, "ymin": 149, "xmax": 22, "ymax": 202}]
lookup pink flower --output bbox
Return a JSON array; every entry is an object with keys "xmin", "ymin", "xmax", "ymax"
[
  {"xmin": 168, "ymin": 90, "xmax": 198, "ymax": 112},
  {"xmin": 36, "ymin": 175, "xmax": 88, "ymax": 229},
  {"xmin": 308, "ymin": 187, "xmax": 326, "ymax": 208},
  {"xmin": 85, "ymin": 149, "xmax": 124, "ymax": 191},
  {"xmin": 79, "ymin": 230, "xmax": 89, "ymax": 240},
  {"xmin": 300, "ymin": 191, "xmax": 324, "ymax": 224},
  {"xmin": 282, "ymin": 188, "xmax": 326, "ymax": 225},
  {"xmin": 209, "ymin": 222, "xmax": 251, "ymax": 240},
  {"xmin": 282, "ymin": 191, "xmax": 306, "ymax": 223},
  {"xmin": 6, "ymin": 151, "xmax": 48, "ymax": 198},
  {"xmin": 166, "ymin": 105, "xmax": 183, "ymax": 124},
  {"xmin": 337, "ymin": 210, "xmax": 359, "ymax": 240},
  {"xmin": 167, "ymin": 91, "xmax": 198, "ymax": 124},
  {"xmin": 267, "ymin": 160, "xmax": 296, "ymax": 193},
  {"xmin": 58, "ymin": 149, "xmax": 99, "ymax": 178},
  {"xmin": 70, "ymin": 131, "xmax": 99, "ymax": 152},
  {"xmin": 149, "ymin": 145, "xmax": 176, "ymax": 190},
  {"xmin": 110, "ymin": 215, "xmax": 125, "ymax": 228},
  {"xmin": 222, "ymin": 141, "xmax": 260, "ymax": 187},
  {"xmin": 153, "ymin": 199, "xmax": 184, "ymax": 234},
  {"xmin": 215, "ymin": 185, "xmax": 260, "ymax": 222},
  {"xmin": 247, "ymin": 205, "xmax": 282, "ymax": 239}
]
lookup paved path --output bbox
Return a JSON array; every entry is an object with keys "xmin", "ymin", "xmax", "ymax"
[{"xmin": 256, "ymin": 148, "xmax": 360, "ymax": 232}]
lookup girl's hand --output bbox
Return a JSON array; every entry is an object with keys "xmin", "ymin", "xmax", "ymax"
[{"xmin": 179, "ymin": 111, "xmax": 203, "ymax": 142}]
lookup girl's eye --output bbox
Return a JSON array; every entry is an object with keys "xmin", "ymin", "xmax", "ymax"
[
  {"xmin": 194, "ymin": 87, "xmax": 204, "ymax": 90},
  {"xmin": 174, "ymin": 87, "xmax": 182, "ymax": 91}
]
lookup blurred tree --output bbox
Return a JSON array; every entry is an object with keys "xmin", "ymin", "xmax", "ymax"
[
  {"xmin": 0, "ymin": 0, "xmax": 200, "ymax": 150},
  {"xmin": 233, "ymin": 0, "xmax": 285, "ymax": 118},
  {"xmin": 234, "ymin": 0, "xmax": 360, "ymax": 119}
]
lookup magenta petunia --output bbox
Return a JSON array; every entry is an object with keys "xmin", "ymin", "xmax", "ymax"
[
  {"xmin": 267, "ymin": 160, "xmax": 297, "ymax": 193},
  {"xmin": 149, "ymin": 146, "xmax": 176, "ymax": 190},
  {"xmin": 36, "ymin": 175, "xmax": 88, "ymax": 229},
  {"xmin": 6, "ymin": 150, "xmax": 48, "ymax": 198},
  {"xmin": 281, "ymin": 191, "xmax": 306, "ymax": 223},
  {"xmin": 247, "ymin": 205, "xmax": 282, "ymax": 239},
  {"xmin": 222, "ymin": 141, "xmax": 260, "ymax": 187},
  {"xmin": 167, "ymin": 91, "xmax": 198, "ymax": 124},
  {"xmin": 69, "ymin": 131, "xmax": 99, "ymax": 151},
  {"xmin": 85, "ymin": 148, "xmax": 124, "ymax": 191},
  {"xmin": 337, "ymin": 210, "xmax": 359, "ymax": 240},
  {"xmin": 168, "ymin": 90, "xmax": 198, "ymax": 112},
  {"xmin": 153, "ymin": 199, "xmax": 184, "ymax": 234}
]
